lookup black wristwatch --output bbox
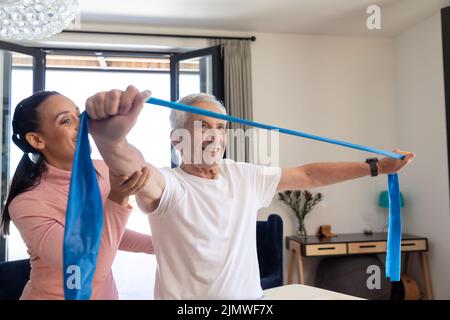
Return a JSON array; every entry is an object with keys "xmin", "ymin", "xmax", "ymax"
[{"xmin": 365, "ymin": 158, "xmax": 379, "ymax": 177}]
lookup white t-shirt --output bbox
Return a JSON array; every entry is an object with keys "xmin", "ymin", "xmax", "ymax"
[{"xmin": 148, "ymin": 159, "xmax": 282, "ymax": 300}]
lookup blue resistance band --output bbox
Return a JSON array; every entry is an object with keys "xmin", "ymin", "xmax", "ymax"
[
  {"xmin": 386, "ymin": 173, "xmax": 402, "ymax": 281},
  {"xmin": 149, "ymin": 98, "xmax": 404, "ymax": 160},
  {"xmin": 63, "ymin": 112, "xmax": 103, "ymax": 300},
  {"xmin": 63, "ymin": 98, "xmax": 404, "ymax": 299}
]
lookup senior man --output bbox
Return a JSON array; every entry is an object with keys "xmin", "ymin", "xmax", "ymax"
[{"xmin": 86, "ymin": 85, "xmax": 415, "ymax": 299}]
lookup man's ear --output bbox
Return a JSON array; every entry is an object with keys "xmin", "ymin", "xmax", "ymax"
[
  {"xmin": 25, "ymin": 132, "xmax": 46, "ymax": 151},
  {"xmin": 170, "ymin": 129, "xmax": 182, "ymax": 151}
]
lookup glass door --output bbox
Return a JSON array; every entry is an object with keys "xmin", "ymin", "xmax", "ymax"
[
  {"xmin": 170, "ymin": 45, "xmax": 224, "ymax": 102},
  {"xmin": 0, "ymin": 40, "xmax": 45, "ymax": 261}
]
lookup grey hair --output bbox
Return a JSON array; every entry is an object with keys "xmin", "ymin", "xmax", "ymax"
[{"xmin": 170, "ymin": 93, "xmax": 227, "ymax": 129}]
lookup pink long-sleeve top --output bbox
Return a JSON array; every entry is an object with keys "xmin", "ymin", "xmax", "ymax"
[{"xmin": 8, "ymin": 160, "xmax": 153, "ymax": 300}]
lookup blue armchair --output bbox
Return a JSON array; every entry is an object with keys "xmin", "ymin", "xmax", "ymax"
[
  {"xmin": 0, "ymin": 259, "xmax": 30, "ymax": 300},
  {"xmin": 256, "ymin": 214, "xmax": 283, "ymax": 290}
]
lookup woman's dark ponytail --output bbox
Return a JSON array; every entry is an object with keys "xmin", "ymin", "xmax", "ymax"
[{"xmin": 1, "ymin": 91, "xmax": 59, "ymax": 236}]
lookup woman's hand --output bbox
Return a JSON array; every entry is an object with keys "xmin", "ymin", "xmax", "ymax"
[{"xmin": 108, "ymin": 167, "xmax": 150, "ymax": 207}]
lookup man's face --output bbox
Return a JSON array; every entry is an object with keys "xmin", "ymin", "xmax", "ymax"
[{"xmin": 175, "ymin": 101, "xmax": 227, "ymax": 167}]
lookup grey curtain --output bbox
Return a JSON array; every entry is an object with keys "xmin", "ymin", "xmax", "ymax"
[{"xmin": 212, "ymin": 39, "xmax": 253, "ymax": 162}]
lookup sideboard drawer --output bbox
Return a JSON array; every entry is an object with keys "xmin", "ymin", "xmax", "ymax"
[
  {"xmin": 305, "ymin": 243, "xmax": 347, "ymax": 256},
  {"xmin": 401, "ymin": 239, "xmax": 427, "ymax": 252},
  {"xmin": 348, "ymin": 241, "xmax": 386, "ymax": 254}
]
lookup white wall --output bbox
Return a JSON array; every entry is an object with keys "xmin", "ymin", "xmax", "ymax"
[
  {"xmin": 395, "ymin": 12, "xmax": 450, "ymax": 299},
  {"xmin": 251, "ymin": 33, "xmax": 399, "ymax": 285},
  {"xmin": 252, "ymin": 11, "xmax": 450, "ymax": 298}
]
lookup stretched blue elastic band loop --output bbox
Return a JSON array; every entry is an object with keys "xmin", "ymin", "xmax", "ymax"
[{"xmin": 147, "ymin": 97, "xmax": 403, "ymax": 282}]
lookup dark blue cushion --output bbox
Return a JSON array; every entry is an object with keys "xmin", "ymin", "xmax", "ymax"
[
  {"xmin": 256, "ymin": 214, "xmax": 283, "ymax": 290},
  {"xmin": 0, "ymin": 259, "xmax": 30, "ymax": 300}
]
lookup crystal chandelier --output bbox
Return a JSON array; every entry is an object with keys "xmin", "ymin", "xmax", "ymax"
[{"xmin": 0, "ymin": 0, "xmax": 79, "ymax": 40}]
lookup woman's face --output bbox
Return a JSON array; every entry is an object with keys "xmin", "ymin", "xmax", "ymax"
[{"xmin": 31, "ymin": 94, "xmax": 80, "ymax": 167}]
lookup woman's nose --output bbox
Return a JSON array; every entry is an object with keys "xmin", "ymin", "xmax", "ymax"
[{"xmin": 74, "ymin": 115, "xmax": 80, "ymax": 131}]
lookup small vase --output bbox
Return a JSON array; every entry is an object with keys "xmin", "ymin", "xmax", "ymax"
[{"xmin": 297, "ymin": 220, "xmax": 307, "ymax": 240}]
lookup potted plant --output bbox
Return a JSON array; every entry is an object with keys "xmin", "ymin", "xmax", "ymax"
[{"xmin": 278, "ymin": 190, "xmax": 323, "ymax": 239}]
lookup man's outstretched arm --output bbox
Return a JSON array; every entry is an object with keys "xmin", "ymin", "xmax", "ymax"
[
  {"xmin": 86, "ymin": 85, "xmax": 165, "ymax": 213},
  {"xmin": 277, "ymin": 149, "xmax": 415, "ymax": 191}
]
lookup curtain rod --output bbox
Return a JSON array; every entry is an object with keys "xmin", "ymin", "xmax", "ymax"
[{"xmin": 62, "ymin": 30, "xmax": 256, "ymax": 42}]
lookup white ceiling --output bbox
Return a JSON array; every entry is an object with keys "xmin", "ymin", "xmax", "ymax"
[{"xmin": 78, "ymin": 0, "xmax": 450, "ymax": 37}]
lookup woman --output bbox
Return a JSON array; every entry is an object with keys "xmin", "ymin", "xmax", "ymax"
[{"xmin": 0, "ymin": 91, "xmax": 153, "ymax": 299}]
